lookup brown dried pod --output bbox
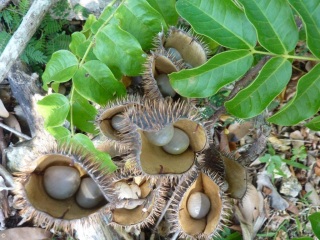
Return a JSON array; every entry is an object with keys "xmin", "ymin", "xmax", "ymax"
[
  {"xmin": 163, "ymin": 27, "xmax": 209, "ymax": 68},
  {"xmin": 13, "ymin": 143, "xmax": 114, "ymax": 234},
  {"xmin": 97, "ymin": 95, "xmax": 143, "ymax": 146},
  {"xmin": 122, "ymin": 98, "xmax": 209, "ymax": 178},
  {"xmin": 109, "ymin": 173, "xmax": 166, "ymax": 230},
  {"xmin": 168, "ymin": 169, "xmax": 230, "ymax": 239},
  {"xmin": 142, "ymin": 50, "xmax": 183, "ymax": 100}
]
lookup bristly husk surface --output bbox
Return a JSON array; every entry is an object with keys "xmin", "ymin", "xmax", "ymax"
[
  {"xmin": 13, "ymin": 142, "xmax": 115, "ymax": 235},
  {"xmin": 167, "ymin": 169, "xmax": 231, "ymax": 239},
  {"xmin": 119, "ymin": 98, "xmax": 210, "ymax": 179}
]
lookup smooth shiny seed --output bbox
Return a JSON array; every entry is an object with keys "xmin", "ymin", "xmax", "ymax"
[
  {"xmin": 111, "ymin": 114, "xmax": 124, "ymax": 131},
  {"xmin": 187, "ymin": 192, "xmax": 211, "ymax": 219},
  {"xmin": 145, "ymin": 124, "xmax": 174, "ymax": 146},
  {"xmin": 76, "ymin": 178, "xmax": 104, "ymax": 209},
  {"xmin": 44, "ymin": 166, "xmax": 81, "ymax": 200},
  {"xmin": 156, "ymin": 74, "xmax": 176, "ymax": 97},
  {"xmin": 162, "ymin": 128, "xmax": 189, "ymax": 154}
]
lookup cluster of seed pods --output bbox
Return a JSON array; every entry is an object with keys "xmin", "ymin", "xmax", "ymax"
[{"xmin": 12, "ymin": 27, "xmax": 248, "ymax": 239}]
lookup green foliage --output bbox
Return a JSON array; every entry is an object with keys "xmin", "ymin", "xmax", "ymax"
[
  {"xmin": 171, "ymin": 0, "xmax": 320, "ymax": 127},
  {"xmin": 259, "ymin": 145, "xmax": 309, "ymax": 181},
  {"xmin": 0, "ymin": 0, "xmax": 71, "ymax": 74},
  {"xmin": 308, "ymin": 212, "xmax": 320, "ymax": 238}
]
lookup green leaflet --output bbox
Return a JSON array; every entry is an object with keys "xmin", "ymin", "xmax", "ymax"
[
  {"xmin": 226, "ymin": 57, "xmax": 291, "ymax": 118},
  {"xmin": 70, "ymin": 133, "xmax": 117, "ymax": 172},
  {"xmin": 69, "ymin": 32, "xmax": 86, "ymax": 55},
  {"xmin": 238, "ymin": 0, "xmax": 298, "ymax": 54},
  {"xmin": 37, "ymin": 93, "xmax": 70, "ymax": 128},
  {"xmin": 288, "ymin": 0, "xmax": 320, "ymax": 58},
  {"xmin": 93, "ymin": 24, "xmax": 146, "ymax": 76},
  {"xmin": 76, "ymin": 40, "xmax": 98, "ymax": 61},
  {"xmin": 147, "ymin": 0, "xmax": 178, "ymax": 26},
  {"xmin": 115, "ymin": 0, "xmax": 167, "ymax": 50},
  {"xmin": 309, "ymin": 212, "xmax": 320, "ymax": 238},
  {"xmin": 176, "ymin": 0, "xmax": 257, "ymax": 49},
  {"xmin": 269, "ymin": 63, "xmax": 320, "ymax": 125},
  {"xmin": 73, "ymin": 60, "xmax": 126, "ymax": 105},
  {"xmin": 67, "ymin": 90, "xmax": 98, "ymax": 134},
  {"xmin": 42, "ymin": 50, "xmax": 78, "ymax": 90},
  {"xmin": 47, "ymin": 126, "xmax": 71, "ymax": 140},
  {"xmin": 169, "ymin": 50, "xmax": 253, "ymax": 98},
  {"xmin": 305, "ymin": 116, "xmax": 320, "ymax": 131}
]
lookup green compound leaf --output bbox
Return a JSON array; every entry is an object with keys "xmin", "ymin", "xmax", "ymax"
[
  {"xmin": 115, "ymin": 0, "xmax": 167, "ymax": 50},
  {"xmin": 288, "ymin": 0, "xmax": 320, "ymax": 58},
  {"xmin": 169, "ymin": 50, "xmax": 253, "ymax": 98},
  {"xmin": 76, "ymin": 39, "xmax": 98, "ymax": 61},
  {"xmin": 37, "ymin": 93, "xmax": 70, "ymax": 128},
  {"xmin": 46, "ymin": 126, "xmax": 71, "ymax": 141},
  {"xmin": 226, "ymin": 57, "xmax": 292, "ymax": 118},
  {"xmin": 309, "ymin": 212, "xmax": 320, "ymax": 238},
  {"xmin": 269, "ymin": 63, "xmax": 320, "ymax": 125},
  {"xmin": 82, "ymin": 14, "xmax": 97, "ymax": 34},
  {"xmin": 73, "ymin": 60, "xmax": 126, "ymax": 105},
  {"xmin": 176, "ymin": 0, "xmax": 257, "ymax": 49},
  {"xmin": 238, "ymin": 0, "xmax": 298, "ymax": 54},
  {"xmin": 305, "ymin": 116, "xmax": 320, "ymax": 131},
  {"xmin": 68, "ymin": 90, "xmax": 98, "ymax": 134},
  {"xmin": 71, "ymin": 133, "xmax": 117, "ymax": 172},
  {"xmin": 42, "ymin": 50, "xmax": 78, "ymax": 90},
  {"xmin": 93, "ymin": 24, "xmax": 146, "ymax": 76},
  {"xmin": 147, "ymin": 0, "xmax": 178, "ymax": 26},
  {"xmin": 69, "ymin": 32, "xmax": 86, "ymax": 55}
]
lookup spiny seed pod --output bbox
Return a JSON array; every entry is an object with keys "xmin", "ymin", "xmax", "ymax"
[
  {"xmin": 97, "ymin": 95, "xmax": 143, "ymax": 147},
  {"xmin": 168, "ymin": 169, "xmax": 230, "ymax": 239},
  {"xmin": 142, "ymin": 50, "xmax": 183, "ymax": 100},
  {"xmin": 163, "ymin": 27, "xmax": 209, "ymax": 68},
  {"xmin": 13, "ymin": 143, "xmax": 114, "ymax": 234},
  {"xmin": 110, "ymin": 173, "xmax": 167, "ymax": 230},
  {"xmin": 122, "ymin": 98, "xmax": 209, "ymax": 179}
]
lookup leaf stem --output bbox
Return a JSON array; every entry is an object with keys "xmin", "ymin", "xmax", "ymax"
[
  {"xmin": 252, "ymin": 50, "xmax": 320, "ymax": 62},
  {"xmin": 70, "ymin": 86, "xmax": 75, "ymax": 136},
  {"xmin": 79, "ymin": 0, "xmax": 123, "ymax": 66}
]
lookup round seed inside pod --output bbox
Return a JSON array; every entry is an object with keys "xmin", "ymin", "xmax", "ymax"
[
  {"xmin": 111, "ymin": 114, "xmax": 124, "ymax": 132},
  {"xmin": 76, "ymin": 177, "xmax": 104, "ymax": 209},
  {"xmin": 162, "ymin": 128, "xmax": 190, "ymax": 154},
  {"xmin": 144, "ymin": 124, "xmax": 174, "ymax": 146},
  {"xmin": 44, "ymin": 166, "xmax": 81, "ymax": 200},
  {"xmin": 187, "ymin": 192, "xmax": 211, "ymax": 219},
  {"xmin": 155, "ymin": 74, "xmax": 176, "ymax": 97}
]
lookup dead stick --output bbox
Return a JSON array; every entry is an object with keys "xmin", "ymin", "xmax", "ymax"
[
  {"xmin": 0, "ymin": 0, "xmax": 59, "ymax": 83},
  {"xmin": 0, "ymin": 122, "xmax": 32, "ymax": 140},
  {"xmin": 208, "ymin": 56, "xmax": 271, "ymax": 124}
]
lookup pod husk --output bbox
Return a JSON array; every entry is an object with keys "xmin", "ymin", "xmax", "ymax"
[
  {"xmin": 164, "ymin": 27, "xmax": 208, "ymax": 68},
  {"xmin": 13, "ymin": 143, "xmax": 114, "ymax": 234},
  {"xmin": 97, "ymin": 95, "xmax": 143, "ymax": 147},
  {"xmin": 142, "ymin": 50, "xmax": 183, "ymax": 100},
  {"xmin": 168, "ymin": 169, "xmax": 230, "ymax": 239},
  {"xmin": 122, "ymin": 98, "xmax": 209, "ymax": 178},
  {"xmin": 110, "ymin": 173, "xmax": 167, "ymax": 230}
]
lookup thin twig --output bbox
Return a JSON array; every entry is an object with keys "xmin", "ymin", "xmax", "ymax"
[
  {"xmin": 0, "ymin": 121, "xmax": 7, "ymax": 168},
  {"xmin": 0, "ymin": 122, "xmax": 31, "ymax": 140},
  {"xmin": 170, "ymin": 231, "xmax": 180, "ymax": 240},
  {"xmin": 208, "ymin": 56, "xmax": 271, "ymax": 124}
]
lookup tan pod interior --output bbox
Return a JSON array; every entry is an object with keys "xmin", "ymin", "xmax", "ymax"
[
  {"xmin": 113, "ymin": 179, "xmax": 154, "ymax": 225},
  {"xmin": 179, "ymin": 173, "xmax": 222, "ymax": 236},
  {"xmin": 25, "ymin": 154, "xmax": 106, "ymax": 220}
]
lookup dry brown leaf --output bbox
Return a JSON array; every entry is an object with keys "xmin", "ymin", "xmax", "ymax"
[
  {"xmin": 268, "ymin": 136, "xmax": 291, "ymax": 152},
  {"xmin": 0, "ymin": 100, "xmax": 9, "ymax": 118},
  {"xmin": 0, "ymin": 227, "xmax": 52, "ymax": 240},
  {"xmin": 227, "ymin": 121, "xmax": 253, "ymax": 142}
]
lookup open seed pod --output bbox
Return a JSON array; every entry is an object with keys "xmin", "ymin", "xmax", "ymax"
[
  {"xmin": 123, "ymin": 98, "xmax": 209, "ymax": 178},
  {"xmin": 97, "ymin": 95, "xmax": 142, "ymax": 147},
  {"xmin": 168, "ymin": 169, "xmax": 230, "ymax": 239},
  {"xmin": 109, "ymin": 173, "xmax": 167, "ymax": 230},
  {"xmin": 163, "ymin": 27, "xmax": 209, "ymax": 68},
  {"xmin": 13, "ymin": 143, "xmax": 115, "ymax": 234},
  {"xmin": 142, "ymin": 49, "xmax": 183, "ymax": 100}
]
